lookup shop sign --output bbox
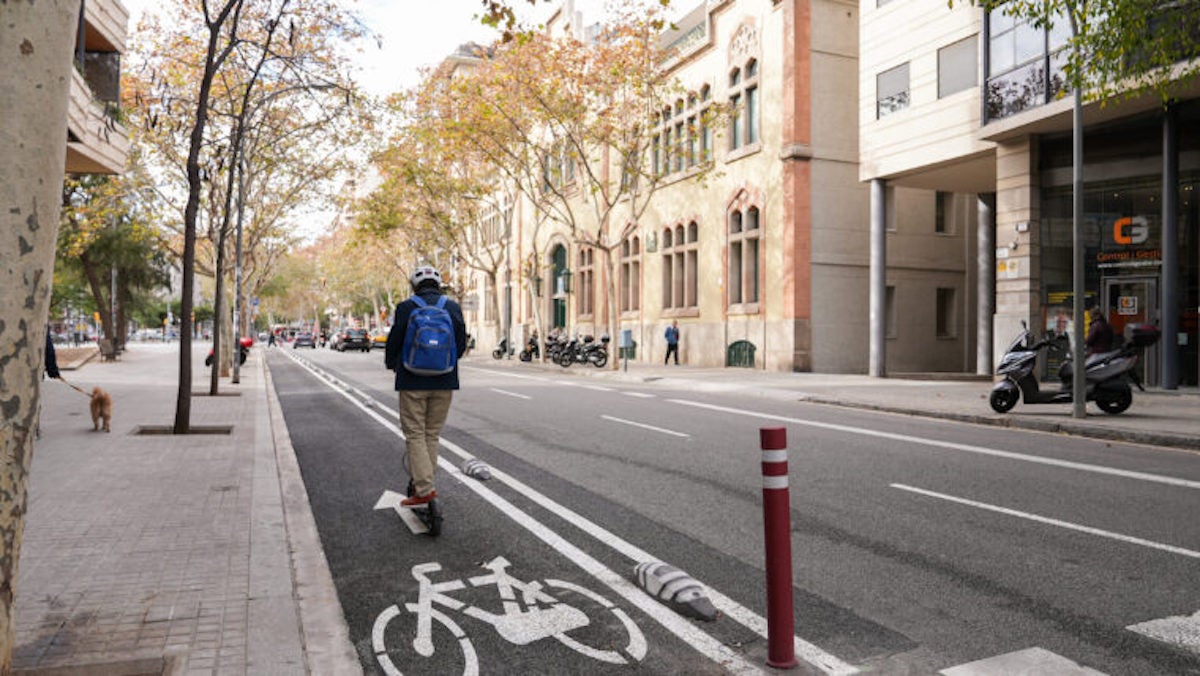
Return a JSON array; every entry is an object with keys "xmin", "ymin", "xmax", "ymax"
[
  {"xmin": 1118, "ymin": 296, "xmax": 1138, "ymax": 315},
  {"xmin": 1097, "ymin": 215, "xmax": 1160, "ymax": 269}
]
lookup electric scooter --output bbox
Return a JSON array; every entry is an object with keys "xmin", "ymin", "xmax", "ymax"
[
  {"xmin": 404, "ymin": 478, "xmax": 442, "ymax": 536},
  {"xmin": 990, "ymin": 320, "xmax": 1160, "ymax": 415}
]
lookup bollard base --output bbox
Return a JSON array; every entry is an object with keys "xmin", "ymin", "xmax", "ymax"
[{"xmin": 766, "ymin": 657, "xmax": 799, "ymax": 669}]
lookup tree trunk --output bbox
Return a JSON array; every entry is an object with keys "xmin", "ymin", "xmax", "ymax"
[
  {"xmin": 0, "ymin": 3, "xmax": 76, "ymax": 668},
  {"xmin": 116, "ymin": 270, "xmax": 128, "ymax": 351},
  {"xmin": 79, "ymin": 250, "xmax": 115, "ymax": 344},
  {"xmin": 210, "ymin": 243, "xmax": 228, "ymax": 393},
  {"xmin": 604, "ymin": 247, "xmax": 621, "ymax": 370}
]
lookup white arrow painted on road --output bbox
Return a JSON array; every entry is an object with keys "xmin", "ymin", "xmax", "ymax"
[{"xmin": 374, "ymin": 489, "xmax": 429, "ymax": 535}]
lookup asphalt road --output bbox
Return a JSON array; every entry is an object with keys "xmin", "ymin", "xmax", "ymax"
[{"xmin": 267, "ymin": 345, "xmax": 1200, "ymax": 675}]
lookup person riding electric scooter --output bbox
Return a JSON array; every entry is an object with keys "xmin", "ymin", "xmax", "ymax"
[{"xmin": 990, "ymin": 319, "xmax": 1159, "ymax": 415}]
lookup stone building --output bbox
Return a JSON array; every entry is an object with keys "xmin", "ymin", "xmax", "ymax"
[{"xmin": 859, "ymin": 0, "xmax": 1199, "ymax": 386}]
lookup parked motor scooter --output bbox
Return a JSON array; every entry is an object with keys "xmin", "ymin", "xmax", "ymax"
[
  {"xmin": 492, "ymin": 337, "xmax": 513, "ymax": 360},
  {"xmin": 990, "ymin": 320, "xmax": 1159, "ymax": 415},
  {"xmin": 557, "ymin": 334, "xmax": 609, "ymax": 368},
  {"xmin": 519, "ymin": 335, "xmax": 540, "ymax": 362},
  {"xmin": 206, "ymin": 336, "xmax": 252, "ymax": 366}
]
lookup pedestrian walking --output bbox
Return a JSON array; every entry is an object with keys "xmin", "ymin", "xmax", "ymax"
[
  {"xmin": 384, "ymin": 265, "xmax": 467, "ymax": 507},
  {"xmin": 1085, "ymin": 306, "xmax": 1114, "ymax": 356},
  {"xmin": 664, "ymin": 320, "xmax": 680, "ymax": 365},
  {"xmin": 267, "ymin": 331, "xmax": 276, "ymax": 348}
]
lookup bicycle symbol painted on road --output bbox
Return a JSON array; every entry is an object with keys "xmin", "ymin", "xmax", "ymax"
[{"xmin": 372, "ymin": 556, "xmax": 648, "ymax": 675}]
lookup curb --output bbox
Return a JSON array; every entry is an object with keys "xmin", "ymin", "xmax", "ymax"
[
  {"xmin": 793, "ymin": 396, "xmax": 1200, "ymax": 452},
  {"xmin": 263, "ymin": 355, "xmax": 362, "ymax": 674}
]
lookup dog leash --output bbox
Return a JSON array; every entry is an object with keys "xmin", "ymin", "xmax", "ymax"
[{"xmin": 56, "ymin": 375, "xmax": 92, "ymax": 397}]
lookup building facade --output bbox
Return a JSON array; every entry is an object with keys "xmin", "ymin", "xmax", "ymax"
[
  {"xmin": 67, "ymin": 0, "xmax": 129, "ymax": 175},
  {"xmin": 458, "ymin": 0, "xmax": 970, "ymax": 373},
  {"xmin": 860, "ymin": 0, "xmax": 1199, "ymax": 387}
]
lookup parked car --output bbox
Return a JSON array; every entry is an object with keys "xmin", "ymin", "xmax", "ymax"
[
  {"xmin": 293, "ymin": 332, "xmax": 317, "ymax": 348},
  {"xmin": 328, "ymin": 327, "xmax": 348, "ymax": 350},
  {"xmin": 337, "ymin": 328, "xmax": 371, "ymax": 352}
]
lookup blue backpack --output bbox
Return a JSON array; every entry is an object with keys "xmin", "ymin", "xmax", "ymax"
[{"xmin": 402, "ymin": 295, "xmax": 456, "ymax": 376}]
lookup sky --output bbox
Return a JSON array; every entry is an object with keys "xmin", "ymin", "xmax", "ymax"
[{"xmin": 122, "ymin": 0, "xmax": 536, "ymax": 99}]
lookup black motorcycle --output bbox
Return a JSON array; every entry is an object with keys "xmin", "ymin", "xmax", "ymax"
[
  {"xmin": 990, "ymin": 320, "xmax": 1160, "ymax": 415},
  {"xmin": 492, "ymin": 338, "xmax": 513, "ymax": 360},
  {"xmin": 519, "ymin": 336, "xmax": 540, "ymax": 362},
  {"xmin": 557, "ymin": 334, "xmax": 609, "ymax": 368}
]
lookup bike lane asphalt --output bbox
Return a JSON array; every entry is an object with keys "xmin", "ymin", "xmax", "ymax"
[{"xmin": 265, "ymin": 349, "xmax": 911, "ymax": 675}]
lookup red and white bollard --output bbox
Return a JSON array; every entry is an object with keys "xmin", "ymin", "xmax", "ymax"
[{"xmin": 759, "ymin": 427, "xmax": 798, "ymax": 669}]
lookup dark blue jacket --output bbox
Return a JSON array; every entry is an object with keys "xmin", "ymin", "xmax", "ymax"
[
  {"xmin": 45, "ymin": 328, "xmax": 61, "ymax": 379},
  {"xmin": 384, "ymin": 288, "xmax": 467, "ymax": 390}
]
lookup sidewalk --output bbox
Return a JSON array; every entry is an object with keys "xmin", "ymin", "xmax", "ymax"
[
  {"xmin": 15, "ymin": 343, "xmax": 355, "ymax": 675},
  {"xmin": 475, "ymin": 353, "xmax": 1200, "ymax": 451}
]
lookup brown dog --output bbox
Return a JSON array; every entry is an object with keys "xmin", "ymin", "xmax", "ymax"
[{"xmin": 90, "ymin": 387, "xmax": 112, "ymax": 433}]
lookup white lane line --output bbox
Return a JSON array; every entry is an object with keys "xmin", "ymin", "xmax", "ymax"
[
  {"xmin": 491, "ymin": 388, "xmax": 531, "ymax": 400},
  {"xmin": 584, "ymin": 384, "xmax": 615, "ymax": 392},
  {"xmin": 279, "ymin": 351, "xmax": 770, "ymax": 675},
  {"xmin": 601, "ymin": 415, "xmax": 689, "ymax": 438},
  {"xmin": 1127, "ymin": 610, "xmax": 1200, "ymax": 656},
  {"xmin": 891, "ymin": 483, "xmax": 1200, "ymax": 559},
  {"xmin": 623, "ymin": 392, "xmax": 656, "ymax": 399},
  {"xmin": 670, "ymin": 399, "xmax": 1200, "ymax": 491}
]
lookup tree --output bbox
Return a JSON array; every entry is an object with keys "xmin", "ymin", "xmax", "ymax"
[
  {"xmin": 458, "ymin": 6, "xmax": 719, "ymax": 369},
  {"xmin": 58, "ymin": 173, "xmax": 169, "ymax": 350},
  {"xmin": 128, "ymin": 0, "xmax": 368, "ymax": 406},
  {"xmin": 0, "ymin": 2, "xmax": 79, "ymax": 667}
]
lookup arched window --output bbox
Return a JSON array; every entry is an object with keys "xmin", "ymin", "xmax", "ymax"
[
  {"xmin": 662, "ymin": 222, "xmax": 700, "ymax": 311},
  {"xmin": 730, "ymin": 60, "xmax": 760, "ymax": 151},
  {"xmin": 620, "ymin": 236, "xmax": 641, "ymax": 313},
  {"xmin": 652, "ymin": 84, "xmax": 714, "ymax": 176},
  {"xmin": 728, "ymin": 205, "xmax": 761, "ymax": 307}
]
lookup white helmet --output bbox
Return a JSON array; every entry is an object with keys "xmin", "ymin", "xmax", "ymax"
[{"xmin": 410, "ymin": 265, "xmax": 442, "ymax": 289}]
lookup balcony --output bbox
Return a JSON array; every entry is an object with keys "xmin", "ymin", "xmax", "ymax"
[
  {"xmin": 67, "ymin": 66, "xmax": 129, "ymax": 175},
  {"xmin": 83, "ymin": 0, "xmax": 129, "ymax": 54}
]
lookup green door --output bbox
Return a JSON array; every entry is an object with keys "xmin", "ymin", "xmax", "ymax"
[{"xmin": 552, "ymin": 244, "xmax": 567, "ymax": 329}]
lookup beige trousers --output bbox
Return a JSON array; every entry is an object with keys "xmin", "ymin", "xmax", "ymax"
[{"xmin": 398, "ymin": 390, "xmax": 453, "ymax": 497}]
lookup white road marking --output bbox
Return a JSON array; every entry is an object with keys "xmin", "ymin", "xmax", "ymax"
[
  {"xmin": 1127, "ymin": 609, "xmax": 1200, "ymax": 656},
  {"xmin": 288, "ymin": 352, "xmax": 858, "ymax": 673},
  {"xmin": 670, "ymin": 399, "xmax": 1200, "ymax": 491},
  {"xmin": 584, "ymin": 384, "xmax": 615, "ymax": 392},
  {"xmin": 940, "ymin": 646, "xmax": 1107, "ymax": 675},
  {"xmin": 623, "ymin": 391, "xmax": 656, "ymax": 399},
  {"xmin": 892, "ymin": 483, "xmax": 1200, "ymax": 559},
  {"xmin": 601, "ymin": 415, "xmax": 689, "ymax": 438},
  {"xmin": 490, "ymin": 388, "xmax": 531, "ymax": 400},
  {"xmin": 279, "ymin": 351, "xmax": 771, "ymax": 675},
  {"xmin": 373, "ymin": 490, "xmax": 429, "ymax": 534}
]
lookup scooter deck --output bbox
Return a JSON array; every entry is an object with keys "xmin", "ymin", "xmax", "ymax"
[{"xmin": 397, "ymin": 501, "xmax": 442, "ymax": 536}]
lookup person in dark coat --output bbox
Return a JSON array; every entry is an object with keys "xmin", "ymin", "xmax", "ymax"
[
  {"xmin": 384, "ymin": 265, "xmax": 467, "ymax": 506},
  {"xmin": 1085, "ymin": 306, "xmax": 1114, "ymax": 356},
  {"xmin": 45, "ymin": 327, "xmax": 61, "ymax": 379}
]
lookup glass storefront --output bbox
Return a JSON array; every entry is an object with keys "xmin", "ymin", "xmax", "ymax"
[{"xmin": 1038, "ymin": 107, "xmax": 1200, "ymax": 386}]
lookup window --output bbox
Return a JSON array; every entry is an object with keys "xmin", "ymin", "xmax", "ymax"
[
  {"xmin": 876, "ymin": 63, "xmax": 909, "ymax": 118},
  {"xmin": 484, "ymin": 276, "xmax": 496, "ymax": 323},
  {"xmin": 938, "ymin": 35, "xmax": 978, "ymax": 98},
  {"xmin": 577, "ymin": 248, "xmax": 595, "ymax": 317},
  {"xmin": 935, "ymin": 191, "xmax": 952, "ymax": 233},
  {"xmin": 936, "ymin": 287, "xmax": 956, "ymax": 338},
  {"xmin": 985, "ymin": 8, "xmax": 1069, "ymax": 121},
  {"xmin": 620, "ymin": 236, "xmax": 641, "ymax": 312},
  {"xmin": 662, "ymin": 222, "xmax": 699, "ymax": 310},
  {"xmin": 653, "ymin": 88, "xmax": 712, "ymax": 177},
  {"xmin": 728, "ymin": 206, "xmax": 761, "ymax": 306},
  {"xmin": 729, "ymin": 60, "xmax": 760, "ymax": 150}
]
